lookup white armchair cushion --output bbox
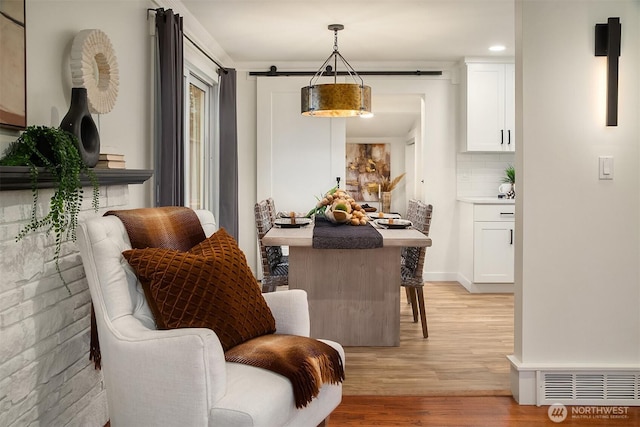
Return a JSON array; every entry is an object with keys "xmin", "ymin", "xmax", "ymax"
[{"xmin": 262, "ymin": 289, "xmax": 310, "ymax": 336}]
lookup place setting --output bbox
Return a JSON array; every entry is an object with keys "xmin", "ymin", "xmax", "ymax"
[
  {"xmin": 274, "ymin": 212, "xmax": 312, "ymax": 228},
  {"xmin": 367, "ymin": 212, "xmax": 413, "ymax": 229},
  {"xmin": 374, "ymin": 218, "xmax": 413, "ymax": 229},
  {"xmin": 274, "ymin": 217, "xmax": 312, "ymax": 228},
  {"xmin": 367, "ymin": 211, "xmax": 402, "ymax": 220}
]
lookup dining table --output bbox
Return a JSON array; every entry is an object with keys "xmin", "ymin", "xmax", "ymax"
[{"xmin": 262, "ymin": 215, "xmax": 432, "ymax": 346}]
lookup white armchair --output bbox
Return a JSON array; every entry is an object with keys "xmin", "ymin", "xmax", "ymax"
[{"xmin": 77, "ymin": 210, "xmax": 343, "ymax": 426}]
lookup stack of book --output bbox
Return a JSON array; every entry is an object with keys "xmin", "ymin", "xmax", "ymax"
[{"xmin": 96, "ymin": 153, "xmax": 125, "ymax": 169}]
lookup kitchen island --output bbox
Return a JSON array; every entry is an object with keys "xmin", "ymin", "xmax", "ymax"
[{"xmin": 263, "ymin": 221, "xmax": 431, "ymax": 346}]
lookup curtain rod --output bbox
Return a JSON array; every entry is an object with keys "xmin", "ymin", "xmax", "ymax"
[
  {"xmin": 184, "ymin": 34, "xmax": 228, "ymax": 74},
  {"xmin": 147, "ymin": 8, "xmax": 228, "ymax": 74},
  {"xmin": 249, "ymin": 66, "xmax": 442, "ymax": 77}
]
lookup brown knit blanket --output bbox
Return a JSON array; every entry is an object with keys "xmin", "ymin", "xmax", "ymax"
[
  {"xmin": 105, "ymin": 206, "xmax": 206, "ymax": 251},
  {"xmin": 225, "ymin": 334, "xmax": 345, "ymax": 408},
  {"xmin": 90, "ymin": 207, "xmax": 206, "ymax": 368}
]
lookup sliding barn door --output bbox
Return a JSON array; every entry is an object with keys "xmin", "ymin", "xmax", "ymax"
[{"xmin": 256, "ymin": 77, "xmax": 346, "ymax": 213}]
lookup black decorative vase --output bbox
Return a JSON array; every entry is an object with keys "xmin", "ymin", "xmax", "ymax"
[{"xmin": 60, "ymin": 87, "xmax": 100, "ymax": 167}]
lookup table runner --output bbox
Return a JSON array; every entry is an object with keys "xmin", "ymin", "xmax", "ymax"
[{"xmin": 312, "ymin": 216, "xmax": 383, "ymax": 249}]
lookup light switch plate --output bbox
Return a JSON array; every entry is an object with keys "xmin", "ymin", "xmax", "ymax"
[{"xmin": 599, "ymin": 156, "xmax": 613, "ymax": 180}]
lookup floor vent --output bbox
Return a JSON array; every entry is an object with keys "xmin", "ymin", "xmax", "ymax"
[{"xmin": 538, "ymin": 371, "xmax": 640, "ymax": 406}]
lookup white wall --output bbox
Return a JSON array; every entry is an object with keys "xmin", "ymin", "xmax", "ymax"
[
  {"xmin": 4, "ymin": 0, "xmax": 156, "ymax": 207},
  {"xmin": 511, "ymin": 0, "xmax": 640, "ymax": 403}
]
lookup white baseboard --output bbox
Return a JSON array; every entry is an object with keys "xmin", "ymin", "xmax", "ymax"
[
  {"xmin": 508, "ymin": 355, "xmax": 640, "ymax": 406},
  {"xmin": 455, "ymin": 273, "xmax": 513, "ymax": 293},
  {"xmin": 423, "ymin": 272, "xmax": 459, "ymax": 282}
]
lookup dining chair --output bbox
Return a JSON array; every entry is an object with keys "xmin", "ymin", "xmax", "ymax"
[
  {"xmin": 401, "ymin": 200, "xmax": 433, "ymax": 338},
  {"xmin": 255, "ymin": 199, "xmax": 289, "ymax": 293},
  {"xmin": 403, "ymin": 198, "xmax": 421, "ymax": 303},
  {"xmin": 406, "ymin": 198, "xmax": 418, "ymax": 222},
  {"xmin": 266, "ymin": 197, "xmax": 278, "ymax": 223}
]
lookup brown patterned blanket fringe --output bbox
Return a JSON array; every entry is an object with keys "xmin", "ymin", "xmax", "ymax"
[
  {"xmin": 89, "ymin": 304, "xmax": 101, "ymax": 369},
  {"xmin": 225, "ymin": 334, "xmax": 345, "ymax": 408},
  {"xmin": 89, "ymin": 207, "xmax": 207, "ymax": 369}
]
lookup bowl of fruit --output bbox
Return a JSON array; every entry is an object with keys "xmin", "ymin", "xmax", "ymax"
[{"xmin": 308, "ymin": 188, "xmax": 370, "ymax": 226}]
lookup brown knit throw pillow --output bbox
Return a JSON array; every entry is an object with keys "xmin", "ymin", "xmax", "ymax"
[{"xmin": 123, "ymin": 228, "xmax": 276, "ymax": 351}]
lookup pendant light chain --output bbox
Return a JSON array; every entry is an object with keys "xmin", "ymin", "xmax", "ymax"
[{"xmin": 333, "ymin": 28, "xmax": 339, "ymax": 84}]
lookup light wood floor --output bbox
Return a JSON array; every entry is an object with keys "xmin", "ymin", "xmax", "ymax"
[{"xmin": 342, "ymin": 281, "xmax": 514, "ymax": 396}]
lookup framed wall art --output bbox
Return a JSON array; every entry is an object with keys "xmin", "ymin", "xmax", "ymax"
[
  {"xmin": 345, "ymin": 143, "xmax": 390, "ymax": 202},
  {"xmin": 0, "ymin": 0, "xmax": 26, "ymax": 129}
]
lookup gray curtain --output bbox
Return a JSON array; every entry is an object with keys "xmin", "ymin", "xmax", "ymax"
[
  {"xmin": 219, "ymin": 69, "xmax": 239, "ymax": 239},
  {"xmin": 154, "ymin": 9, "xmax": 184, "ymax": 207}
]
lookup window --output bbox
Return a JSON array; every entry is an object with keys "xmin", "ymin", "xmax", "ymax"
[
  {"xmin": 184, "ymin": 68, "xmax": 218, "ymax": 215},
  {"xmin": 187, "ymin": 79, "xmax": 206, "ymax": 209}
]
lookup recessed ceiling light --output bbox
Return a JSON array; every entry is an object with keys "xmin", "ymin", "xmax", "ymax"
[{"xmin": 489, "ymin": 45, "xmax": 506, "ymax": 52}]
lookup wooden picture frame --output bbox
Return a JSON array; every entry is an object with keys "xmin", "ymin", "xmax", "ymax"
[{"xmin": 0, "ymin": 0, "xmax": 26, "ymax": 129}]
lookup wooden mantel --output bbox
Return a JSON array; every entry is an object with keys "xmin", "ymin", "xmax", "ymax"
[{"xmin": 0, "ymin": 166, "xmax": 153, "ymax": 191}]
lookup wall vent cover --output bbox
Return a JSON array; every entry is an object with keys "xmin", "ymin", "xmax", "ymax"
[{"xmin": 538, "ymin": 371, "xmax": 640, "ymax": 406}]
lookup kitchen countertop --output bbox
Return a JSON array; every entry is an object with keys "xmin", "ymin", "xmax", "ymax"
[{"xmin": 457, "ymin": 197, "xmax": 515, "ymax": 204}]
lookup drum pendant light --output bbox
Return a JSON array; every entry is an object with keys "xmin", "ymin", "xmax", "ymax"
[{"xmin": 301, "ymin": 24, "xmax": 372, "ymax": 117}]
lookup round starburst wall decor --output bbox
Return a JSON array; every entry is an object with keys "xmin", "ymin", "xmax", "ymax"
[{"xmin": 69, "ymin": 29, "xmax": 119, "ymax": 114}]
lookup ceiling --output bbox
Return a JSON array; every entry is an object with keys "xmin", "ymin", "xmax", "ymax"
[{"xmin": 180, "ymin": 0, "xmax": 515, "ymax": 137}]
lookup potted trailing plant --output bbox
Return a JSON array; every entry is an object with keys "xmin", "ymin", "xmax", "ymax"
[{"xmin": 0, "ymin": 125, "xmax": 99, "ymax": 289}]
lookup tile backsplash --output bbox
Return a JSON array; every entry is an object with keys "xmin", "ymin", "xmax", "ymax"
[{"xmin": 457, "ymin": 153, "xmax": 515, "ymax": 197}]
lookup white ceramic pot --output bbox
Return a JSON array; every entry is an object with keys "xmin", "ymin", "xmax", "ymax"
[{"xmin": 498, "ymin": 183, "xmax": 513, "ymax": 194}]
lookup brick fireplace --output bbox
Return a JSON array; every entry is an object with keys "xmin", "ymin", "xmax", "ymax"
[{"xmin": 0, "ymin": 170, "xmax": 150, "ymax": 426}]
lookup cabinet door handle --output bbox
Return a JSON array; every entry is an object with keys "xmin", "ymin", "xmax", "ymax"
[
  {"xmin": 500, "ymin": 212, "xmax": 514, "ymax": 216},
  {"xmin": 510, "ymin": 229, "xmax": 513, "ymax": 245},
  {"xmin": 501, "ymin": 129, "xmax": 504, "ymax": 145},
  {"xmin": 508, "ymin": 130, "xmax": 511, "ymax": 145}
]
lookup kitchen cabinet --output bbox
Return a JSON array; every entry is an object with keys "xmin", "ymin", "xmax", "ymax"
[
  {"xmin": 473, "ymin": 204, "xmax": 514, "ymax": 282},
  {"xmin": 458, "ymin": 200, "xmax": 514, "ymax": 292},
  {"xmin": 461, "ymin": 62, "xmax": 515, "ymax": 152}
]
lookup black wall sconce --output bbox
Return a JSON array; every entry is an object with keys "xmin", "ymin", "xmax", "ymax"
[{"xmin": 595, "ymin": 17, "xmax": 621, "ymax": 126}]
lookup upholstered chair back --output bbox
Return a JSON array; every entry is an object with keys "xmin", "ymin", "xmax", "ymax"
[{"xmin": 81, "ymin": 210, "xmax": 217, "ymax": 329}]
